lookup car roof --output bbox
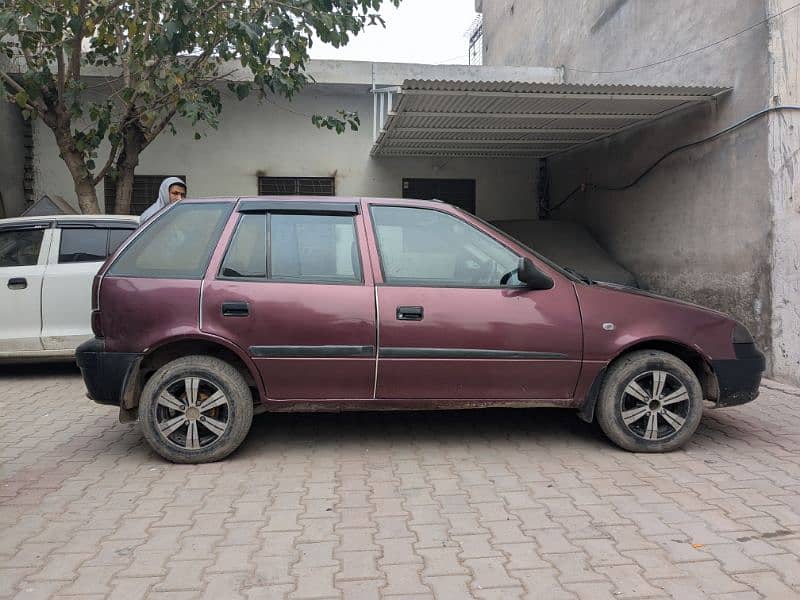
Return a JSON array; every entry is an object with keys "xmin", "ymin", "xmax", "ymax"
[
  {"xmin": 0, "ymin": 214, "xmax": 139, "ymax": 224},
  {"xmin": 185, "ymin": 196, "xmax": 447, "ymax": 207}
]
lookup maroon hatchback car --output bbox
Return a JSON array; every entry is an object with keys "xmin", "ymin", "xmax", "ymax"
[{"xmin": 77, "ymin": 197, "xmax": 764, "ymax": 463}]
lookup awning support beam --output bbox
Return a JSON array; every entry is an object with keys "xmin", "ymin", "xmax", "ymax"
[{"xmin": 401, "ymin": 89, "xmax": 713, "ymax": 102}]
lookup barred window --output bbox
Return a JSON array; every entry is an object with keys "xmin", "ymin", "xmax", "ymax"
[{"xmin": 258, "ymin": 177, "xmax": 335, "ymax": 196}]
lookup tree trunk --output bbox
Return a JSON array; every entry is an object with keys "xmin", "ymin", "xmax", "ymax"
[
  {"xmin": 53, "ymin": 128, "xmax": 100, "ymax": 214},
  {"xmin": 112, "ymin": 126, "xmax": 146, "ymax": 215}
]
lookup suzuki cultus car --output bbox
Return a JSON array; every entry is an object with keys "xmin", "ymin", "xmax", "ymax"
[{"xmin": 77, "ymin": 197, "xmax": 764, "ymax": 463}]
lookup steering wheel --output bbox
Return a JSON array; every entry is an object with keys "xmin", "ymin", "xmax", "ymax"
[{"xmin": 500, "ymin": 268, "xmax": 519, "ymax": 286}]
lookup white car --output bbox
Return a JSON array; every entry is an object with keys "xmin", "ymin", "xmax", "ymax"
[{"xmin": 0, "ymin": 214, "xmax": 139, "ymax": 360}]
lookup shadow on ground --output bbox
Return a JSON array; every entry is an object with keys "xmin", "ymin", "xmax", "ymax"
[{"xmin": 0, "ymin": 361, "xmax": 81, "ymax": 378}]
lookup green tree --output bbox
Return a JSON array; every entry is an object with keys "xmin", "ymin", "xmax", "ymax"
[{"xmin": 0, "ymin": 0, "xmax": 398, "ymax": 214}]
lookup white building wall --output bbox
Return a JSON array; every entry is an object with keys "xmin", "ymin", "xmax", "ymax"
[{"xmin": 33, "ymin": 82, "xmax": 539, "ymax": 221}]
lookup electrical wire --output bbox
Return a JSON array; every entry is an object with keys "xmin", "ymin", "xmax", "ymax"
[
  {"xmin": 545, "ymin": 105, "xmax": 800, "ymax": 214},
  {"xmin": 563, "ymin": 2, "xmax": 800, "ymax": 74}
]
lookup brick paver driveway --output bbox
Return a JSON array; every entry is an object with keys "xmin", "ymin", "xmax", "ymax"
[{"xmin": 1, "ymin": 364, "xmax": 799, "ymax": 600}]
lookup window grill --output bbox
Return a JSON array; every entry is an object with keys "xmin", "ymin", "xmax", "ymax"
[
  {"xmin": 468, "ymin": 16, "xmax": 483, "ymax": 66},
  {"xmin": 258, "ymin": 177, "xmax": 335, "ymax": 196}
]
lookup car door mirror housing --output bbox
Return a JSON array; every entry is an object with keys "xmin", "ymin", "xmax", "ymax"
[{"xmin": 518, "ymin": 257, "xmax": 554, "ymax": 290}]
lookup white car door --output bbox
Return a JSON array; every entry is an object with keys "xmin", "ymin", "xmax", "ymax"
[
  {"xmin": 41, "ymin": 223, "xmax": 135, "ymax": 350},
  {"xmin": 0, "ymin": 222, "xmax": 53, "ymax": 354}
]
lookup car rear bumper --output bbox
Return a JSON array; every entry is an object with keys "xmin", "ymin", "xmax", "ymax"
[
  {"xmin": 76, "ymin": 338, "xmax": 141, "ymax": 406},
  {"xmin": 712, "ymin": 343, "xmax": 765, "ymax": 407}
]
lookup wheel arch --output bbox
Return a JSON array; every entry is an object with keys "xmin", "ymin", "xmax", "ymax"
[
  {"xmin": 578, "ymin": 338, "xmax": 718, "ymax": 423},
  {"xmin": 119, "ymin": 335, "xmax": 264, "ymax": 420}
]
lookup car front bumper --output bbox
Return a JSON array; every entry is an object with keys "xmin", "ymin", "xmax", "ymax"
[
  {"xmin": 76, "ymin": 338, "xmax": 141, "ymax": 406},
  {"xmin": 712, "ymin": 343, "xmax": 766, "ymax": 407}
]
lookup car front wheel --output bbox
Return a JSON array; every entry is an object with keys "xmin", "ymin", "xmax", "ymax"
[
  {"xmin": 596, "ymin": 350, "xmax": 704, "ymax": 452},
  {"xmin": 139, "ymin": 355, "xmax": 254, "ymax": 463}
]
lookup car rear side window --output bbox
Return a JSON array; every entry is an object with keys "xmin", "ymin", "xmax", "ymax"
[
  {"xmin": 58, "ymin": 227, "xmax": 137, "ymax": 264},
  {"xmin": 109, "ymin": 203, "xmax": 231, "ymax": 279},
  {"xmin": 0, "ymin": 228, "xmax": 45, "ymax": 267},
  {"xmin": 220, "ymin": 213, "xmax": 361, "ymax": 284},
  {"xmin": 59, "ymin": 228, "xmax": 108, "ymax": 263},
  {"xmin": 108, "ymin": 228, "xmax": 134, "ymax": 254}
]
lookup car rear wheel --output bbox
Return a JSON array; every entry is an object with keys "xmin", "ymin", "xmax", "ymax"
[
  {"xmin": 139, "ymin": 355, "xmax": 253, "ymax": 463},
  {"xmin": 596, "ymin": 350, "xmax": 704, "ymax": 452}
]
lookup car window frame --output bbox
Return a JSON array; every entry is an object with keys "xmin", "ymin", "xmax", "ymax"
[
  {"xmin": 217, "ymin": 210, "xmax": 365, "ymax": 286},
  {"xmin": 367, "ymin": 204, "xmax": 531, "ymax": 290}
]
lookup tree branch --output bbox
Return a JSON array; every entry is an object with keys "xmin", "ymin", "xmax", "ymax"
[
  {"xmin": 68, "ymin": 0, "xmax": 88, "ymax": 83},
  {"xmin": 0, "ymin": 70, "xmax": 46, "ymax": 114},
  {"xmin": 145, "ymin": 105, "xmax": 181, "ymax": 144},
  {"xmin": 56, "ymin": 47, "xmax": 65, "ymax": 101},
  {"xmin": 92, "ymin": 137, "xmax": 123, "ymax": 186}
]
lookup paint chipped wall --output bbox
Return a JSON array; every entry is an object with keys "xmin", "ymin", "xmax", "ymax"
[
  {"xmin": 481, "ymin": 0, "xmax": 776, "ymax": 367},
  {"xmin": 768, "ymin": 0, "xmax": 800, "ymax": 385}
]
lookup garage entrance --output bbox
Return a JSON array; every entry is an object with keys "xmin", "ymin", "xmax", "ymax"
[{"xmin": 402, "ymin": 178, "xmax": 476, "ymax": 213}]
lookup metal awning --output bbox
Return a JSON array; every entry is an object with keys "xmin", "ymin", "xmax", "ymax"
[{"xmin": 371, "ymin": 80, "xmax": 731, "ymax": 158}]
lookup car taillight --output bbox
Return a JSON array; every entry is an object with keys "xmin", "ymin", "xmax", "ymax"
[
  {"xmin": 91, "ymin": 275, "xmax": 101, "ymax": 310},
  {"xmin": 91, "ymin": 309, "xmax": 104, "ymax": 338}
]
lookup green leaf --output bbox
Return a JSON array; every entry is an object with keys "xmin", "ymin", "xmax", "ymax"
[
  {"xmin": 235, "ymin": 84, "xmax": 250, "ymax": 100},
  {"xmin": 14, "ymin": 90, "xmax": 28, "ymax": 108}
]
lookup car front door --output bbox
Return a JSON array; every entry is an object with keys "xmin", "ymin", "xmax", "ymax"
[
  {"xmin": 201, "ymin": 200, "xmax": 376, "ymax": 400},
  {"xmin": 365, "ymin": 204, "xmax": 582, "ymax": 400},
  {"xmin": 0, "ymin": 222, "xmax": 52, "ymax": 354},
  {"xmin": 41, "ymin": 223, "xmax": 136, "ymax": 350}
]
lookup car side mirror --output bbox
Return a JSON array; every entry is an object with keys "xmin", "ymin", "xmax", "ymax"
[{"xmin": 518, "ymin": 257, "xmax": 554, "ymax": 290}]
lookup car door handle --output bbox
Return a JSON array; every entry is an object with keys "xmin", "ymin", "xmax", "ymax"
[
  {"xmin": 396, "ymin": 306, "xmax": 424, "ymax": 321},
  {"xmin": 221, "ymin": 301, "xmax": 250, "ymax": 317},
  {"xmin": 7, "ymin": 277, "xmax": 27, "ymax": 290}
]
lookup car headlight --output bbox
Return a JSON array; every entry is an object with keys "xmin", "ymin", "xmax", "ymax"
[{"xmin": 732, "ymin": 322, "xmax": 754, "ymax": 344}]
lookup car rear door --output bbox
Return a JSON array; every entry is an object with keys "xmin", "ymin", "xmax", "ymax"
[
  {"xmin": 201, "ymin": 200, "xmax": 377, "ymax": 400},
  {"xmin": 0, "ymin": 222, "xmax": 52, "ymax": 354},
  {"xmin": 365, "ymin": 203, "xmax": 582, "ymax": 401},
  {"xmin": 41, "ymin": 221, "xmax": 137, "ymax": 350}
]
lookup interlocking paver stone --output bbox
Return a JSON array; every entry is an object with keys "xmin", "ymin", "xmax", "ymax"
[{"xmin": 2, "ymin": 366, "xmax": 800, "ymax": 599}]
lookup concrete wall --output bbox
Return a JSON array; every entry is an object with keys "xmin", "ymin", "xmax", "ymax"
[
  {"xmin": 0, "ymin": 97, "xmax": 26, "ymax": 218},
  {"xmin": 768, "ymin": 0, "xmax": 800, "ymax": 385},
  {"xmin": 481, "ymin": 0, "xmax": 776, "ymax": 362},
  {"xmin": 32, "ymin": 82, "xmax": 539, "ymax": 221}
]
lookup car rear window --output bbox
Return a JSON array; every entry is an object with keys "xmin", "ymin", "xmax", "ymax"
[{"xmin": 109, "ymin": 203, "xmax": 231, "ymax": 279}]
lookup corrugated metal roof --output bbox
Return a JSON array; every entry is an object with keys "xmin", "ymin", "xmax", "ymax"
[{"xmin": 372, "ymin": 79, "xmax": 731, "ymax": 159}]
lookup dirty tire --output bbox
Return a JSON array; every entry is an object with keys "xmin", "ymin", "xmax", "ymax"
[
  {"xmin": 139, "ymin": 355, "xmax": 253, "ymax": 463},
  {"xmin": 596, "ymin": 350, "xmax": 703, "ymax": 452}
]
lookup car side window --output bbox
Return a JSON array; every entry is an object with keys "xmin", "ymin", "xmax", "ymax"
[
  {"xmin": 58, "ymin": 228, "xmax": 108, "ymax": 263},
  {"xmin": 108, "ymin": 228, "xmax": 135, "ymax": 254},
  {"xmin": 109, "ymin": 203, "xmax": 231, "ymax": 279},
  {"xmin": 0, "ymin": 229, "xmax": 45, "ymax": 267},
  {"xmin": 371, "ymin": 206, "xmax": 522, "ymax": 287},
  {"xmin": 220, "ymin": 214, "xmax": 267, "ymax": 278},
  {"xmin": 220, "ymin": 212, "xmax": 362, "ymax": 284}
]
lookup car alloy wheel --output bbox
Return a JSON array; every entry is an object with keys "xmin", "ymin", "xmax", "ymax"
[
  {"xmin": 154, "ymin": 376, "xmax": 232, "ymax": 451},
  {"xmin": 619, "ymin": 370, "xmax": 690, "ymax": 441}
]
